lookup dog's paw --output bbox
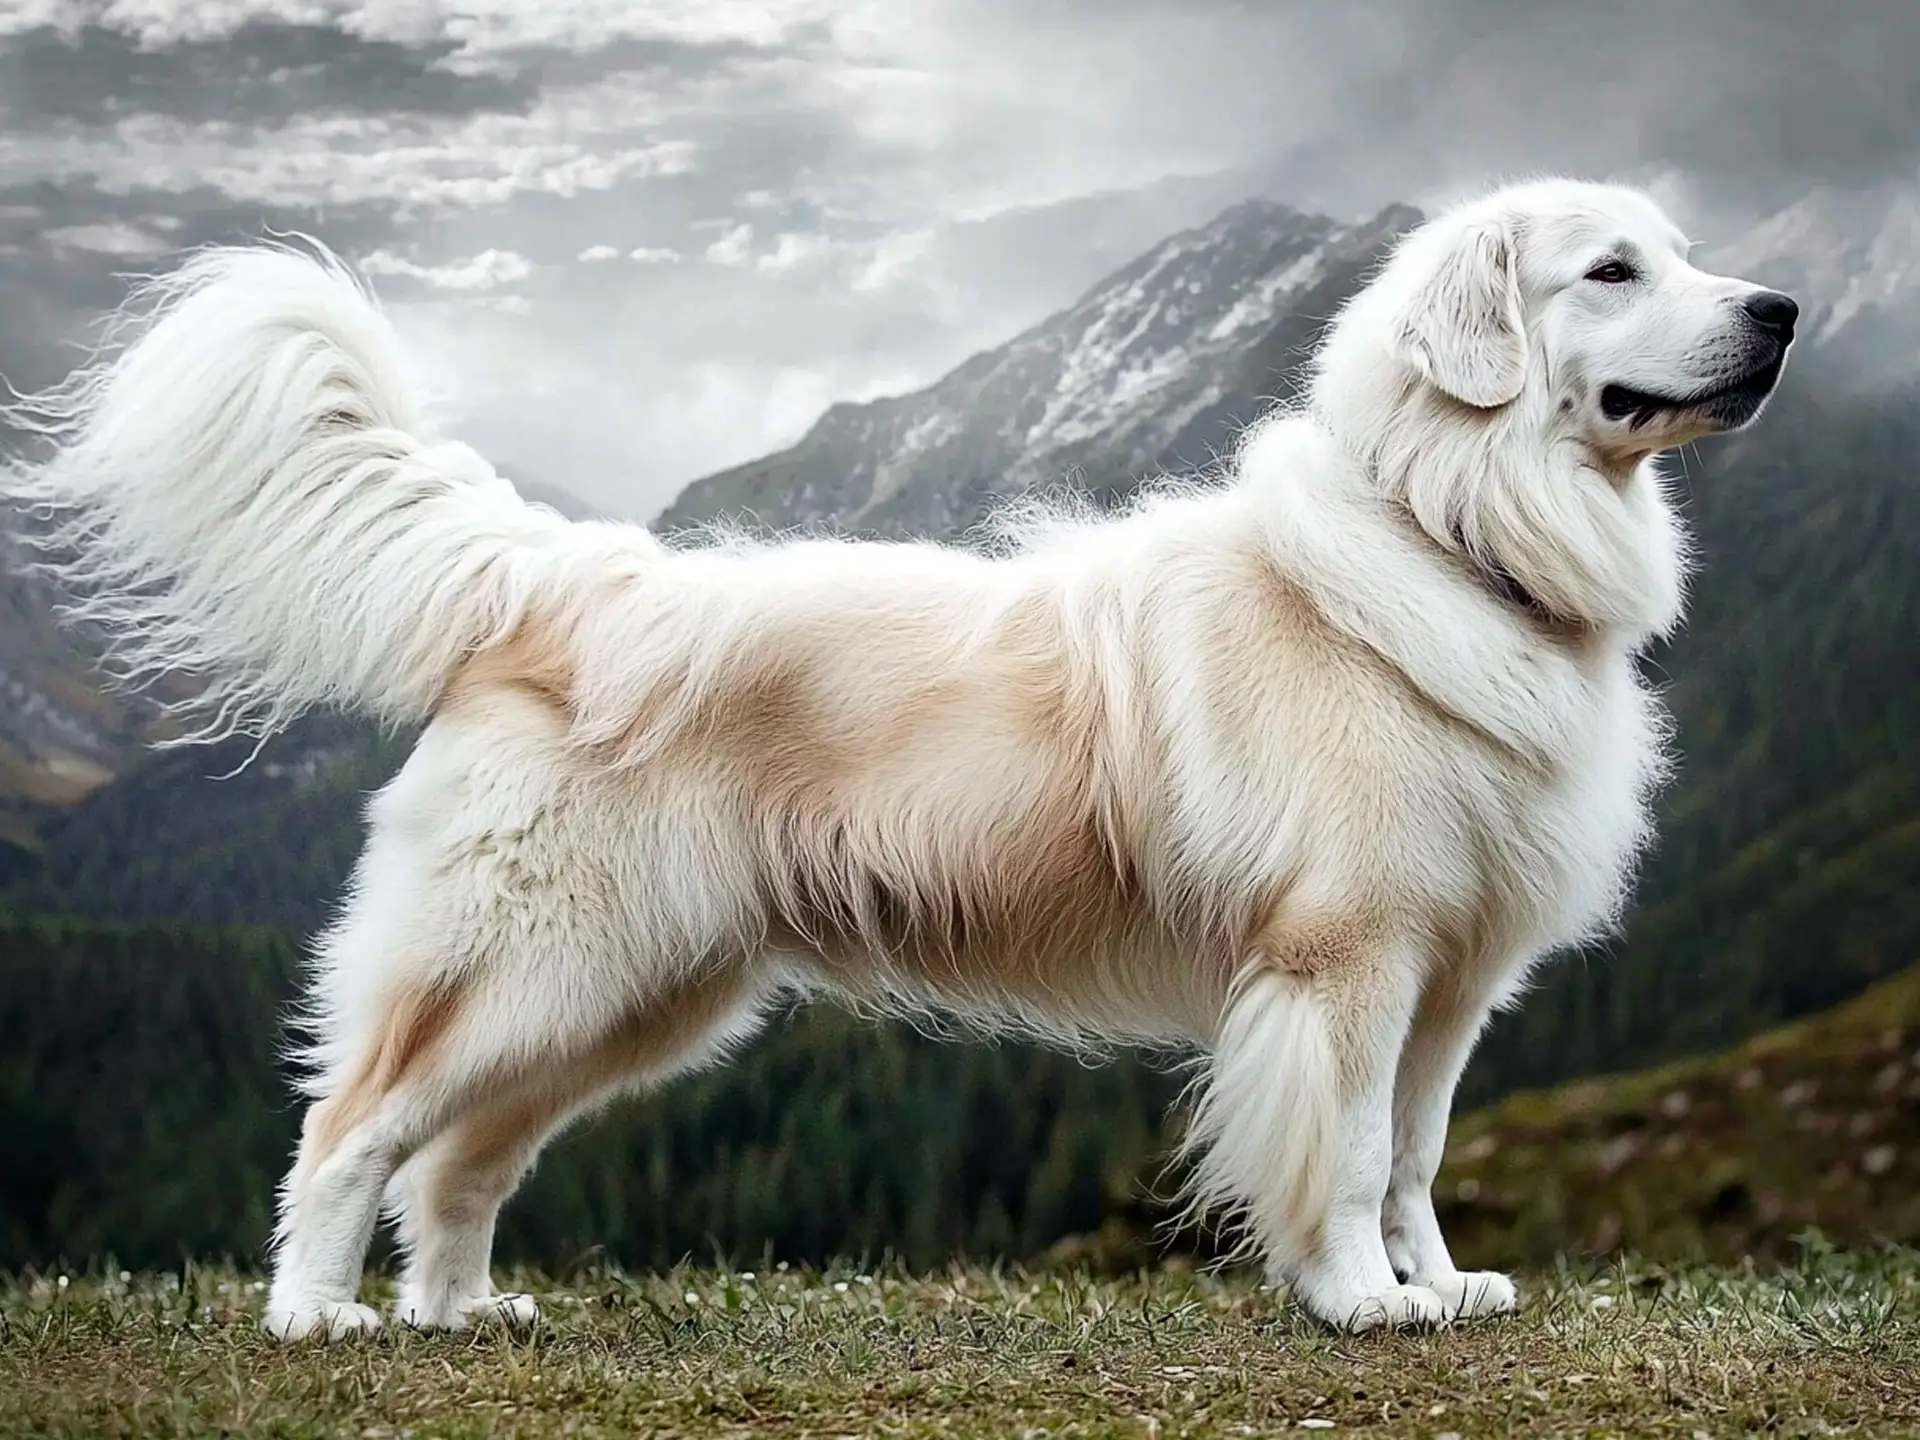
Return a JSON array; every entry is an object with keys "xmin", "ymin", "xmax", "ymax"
[
  {"xmin": 1425, "ymin": 1269, "xmax": 1518, "ymax": 1321},
  {"xmin": 472, "ymin": 1291, "xmax": 540, "ymax": 1328},
  {"xmin": 262, "ymin": 1298, "xmax": 383, "ymax": 1341},
  {"xmin": 396, "ymin": 1289, "xmax": 539, "ymax": 1331},
  {"xmin": 1300, "ymin": 1282, "xmax": 1448, "ymax": 1333}
]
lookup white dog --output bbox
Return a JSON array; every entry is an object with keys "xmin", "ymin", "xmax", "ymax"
[{"xmin": 2, "ymin": 178, "xmax": 1794, "ymax": 1338}]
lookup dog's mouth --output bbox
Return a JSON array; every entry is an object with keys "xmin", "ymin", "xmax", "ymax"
[{"xmin": 1599, "ymin": 352, "xmax": 1787, "ymax": 431}]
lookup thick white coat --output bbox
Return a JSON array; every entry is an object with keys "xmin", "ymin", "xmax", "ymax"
[{"xmin": 0, "ymin": 178, "xmax": 1793, "ymax": 1337}]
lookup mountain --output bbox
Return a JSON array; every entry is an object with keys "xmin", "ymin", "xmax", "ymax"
[
  {"xmin": 0, "ymin": 525, "xmax": 144, "ymax": 823},
  {"xmin": 659, "ymin": 200, "xmax": 1420, "ymax": 539},
  {"xmin": 0, "ymin": 712, "xmax": 408, "ymax": 936},
  {"xmin": 662, "ymin": 174, "xmax": 1920, "ymax": 545},
  {"xmin": 508, "ymin": 472, "xmax": 607, "ymax": 522}
]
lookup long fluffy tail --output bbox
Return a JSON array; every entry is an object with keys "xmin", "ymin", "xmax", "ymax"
[{"xmin": 0, "ymin": 240, "xmax": 582, "ymax": 744}]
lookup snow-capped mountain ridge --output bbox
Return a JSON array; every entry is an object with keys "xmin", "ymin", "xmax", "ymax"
[{"xmin": 659, "ymin": 199, "xmax": 1419, "ymax": 538}]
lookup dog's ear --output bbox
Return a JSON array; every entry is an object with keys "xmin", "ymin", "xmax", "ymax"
[{"xmin": 1389, "ymin": 219, "xmax": 1528, "ymax": 408}]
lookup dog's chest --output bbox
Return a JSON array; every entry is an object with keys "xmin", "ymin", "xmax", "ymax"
[{"xmin": 1464, "ymin": 653, "xmax": 1666, "ymax": 956}]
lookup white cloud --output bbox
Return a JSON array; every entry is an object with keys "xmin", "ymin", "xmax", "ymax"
[
  {"xmin": 0, "ymin": 2, "xmax": 333, "ymax": 43},
  {"xmin": 41, "ymin": 220, "xmax": 172, "ymax": 256},
  {"xmin": 756, "ymin": 230, "xmax": 834, "ymax": 274},
  {"xmin": 358, "ymin": 246, "xmax": 533, "ymax": 291},
  {"xmin": 11, "ymin": 0, "xmax": 1887, "ymax": 530},
  {"xmin": 0, "ymin": 1, "xmax": 889, "ymax": 70},
  {"xmin": 851, "ymin": 226, "xmax": 936, "ymax": 293},
  {"xmin": 691, "ymin": 223, "xmax": 848, "ymax": 276},
  {"xmin": 346, "ymin": 0, "xmax": 864, "ymax": 72},
  {"xmin": 0, "ymin": 81, "xmax": 696, "ymax": 211},
  {"xmin": 702, "ymin": 222, "xmax": 753, "ymax": 267}
]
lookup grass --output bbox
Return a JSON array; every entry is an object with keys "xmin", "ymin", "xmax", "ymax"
[{"xmin": 4, "ymin": 1251, "xmax": 1918, "ymax": 1438}]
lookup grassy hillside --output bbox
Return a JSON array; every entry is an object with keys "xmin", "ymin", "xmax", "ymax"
[{"xmin": 1438, "ymin": 964, "xmax": 1920, "ymax": 1271}]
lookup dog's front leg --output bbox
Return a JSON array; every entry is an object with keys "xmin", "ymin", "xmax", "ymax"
[
  {"xmin": 1283, "ymin": 944, "xmax": 1455, "ymax": 1332},
  {"xmin": 1185, "ymin": 930, "xmax": 1445, "ymax": 1333},
  {"xmin": 1380, "ymin": 967, "xmax": 1519, "ymax": 1322}
]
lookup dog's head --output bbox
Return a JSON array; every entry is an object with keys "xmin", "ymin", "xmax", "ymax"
[
  {"xmin": 1305, "ymin": 179, "xmax": 1794, "ymax": 638},
  {"xmin": 1338, "ymin": 179, "xmax": 1795, "ymax": 463}
]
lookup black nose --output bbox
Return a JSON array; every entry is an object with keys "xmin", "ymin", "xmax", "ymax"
[{"xmin": 1743, "ymin": 290, "xmax": 1799, "ymax": 339}]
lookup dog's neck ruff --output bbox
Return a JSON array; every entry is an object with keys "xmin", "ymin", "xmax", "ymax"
[
  {"xmin": 1341, "ymin": 437, "xmax": 1595, "ymax": 641},
  {"xmin": 1449, "ymin": 530, "xmax": 1593, "ymax": 641}
]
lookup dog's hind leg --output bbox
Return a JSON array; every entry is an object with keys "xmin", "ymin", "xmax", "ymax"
[
  {"xmin": 1381, "ymin": 963, "xmax": 1520, "ymax": 1321},
  {"xmin": 382, "ymin": 1089, "xmax": 570, "ymax": 1333},
  {"xmin": 266, "ymin": 938, "xmax": 770, "ymax": 1341},
  {"xmin": 262, "ymin": 895, "xmax": 596, "ymax": 1338},
  {"xmin": 386, "ymin": 969, "xmax": 773, "ymax": 1331},
  {"xmin": 265, "ymin": 960, "xmax": 471, "ymax": 1341}
]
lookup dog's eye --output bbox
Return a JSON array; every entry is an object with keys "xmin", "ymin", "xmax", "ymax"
[{"xmin": 1584, "ymin": 260, "xmax": 1635, "ymax": 285}]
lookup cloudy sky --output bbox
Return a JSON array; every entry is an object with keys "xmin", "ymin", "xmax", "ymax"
[{"xmin": 2, "ymin": 0, "xmax": 1916, "ymax": 516}]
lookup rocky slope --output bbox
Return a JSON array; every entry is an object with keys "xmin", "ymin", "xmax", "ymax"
[{"xmin": 1707, "ymin": 173, "xmax": 1920, "ymax": 358}]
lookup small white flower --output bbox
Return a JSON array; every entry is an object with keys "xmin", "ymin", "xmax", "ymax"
[
  {"xmin": 56, "ymin": 1276, "xmax": 69, "ymax": 1290},
  {"xmin": 684, "ymin": 1291, "xmax": 700, "ymax": 1305},
  {"xmin": 833, "ymin": 1281, "xmax": 849, "ymax": 1294}
]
